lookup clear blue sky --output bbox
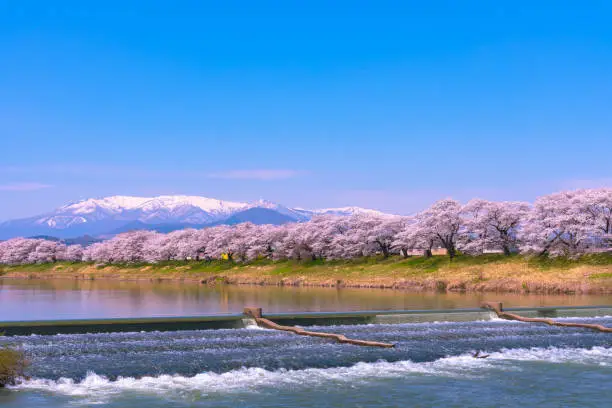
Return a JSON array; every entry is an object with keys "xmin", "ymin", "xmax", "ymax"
[{"xmin": 1, "ymin": 1, "xmax": 611, "ymax": 220}]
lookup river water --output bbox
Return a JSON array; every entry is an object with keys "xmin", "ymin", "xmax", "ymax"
[
  {"xmin": 1, "ymin": 278, "xmax": 611, "ymax": 320},
  {"xmin": 0, "ymin": 279, "xmax": 611, "ymax": 407}
]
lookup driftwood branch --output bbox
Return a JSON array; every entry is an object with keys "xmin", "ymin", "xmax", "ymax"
[
  {"xmin": 244, "ymin": 307, "xmax": 395, "ymax": 348},
  {"xmin": 481, "ymin": 302, "xmax": 612, "ymax": 333}
]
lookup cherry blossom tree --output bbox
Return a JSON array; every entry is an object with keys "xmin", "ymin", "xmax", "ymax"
[
  {"xmin": 205, "ymin": 225, "xmax": 234, "ymax": 260},
  {"xmin": 188, "ymin": 228, "xmax": 214, "ymax": 261},
  {"xmin": 28, "ymin": 239, "xmax": 64, "ymax": 263},
  {"xmin": 412, "ymin": 199, "xmax": 464, "ymax": 259},
  {"xmin": 0, "ymin": 238, "xmax": 74, "ymax": 264},
  {"xmin": 61, "ymin": 245, "xmax": 84, "ymax": 262},
  {"xmin": 246, "ymin": 224, "xmax": 287, "ymax": 260},
  {"xmin": 519, "ymin": 191, "xmax": 593, "ymax": 256},
  {"xmin": 82, "ymin": 230, "xmax": 159, "ymax": 263},
  {"xmin": 357, "ymin": 214, "xmax": 406, "ymax": 258},
  {"xmin": 115, "ymin": 230, "xmax": 160, "ymax": 263},
  {"xmin": 462, "ymin": 199, "xmax": 530, "ymax": 255},
  {"xmin": 282, "ymin": 222, "xmax": 320, "ymax": 260},
  {"xmin": 579, "ymin": 188, "xmax": 612, "ymax": 249},
  {"xmin": 0, "ymin": 239, "xmax": 36, "ymax": 264},
  {"xmin": 82, "ymin": 242, "xmax": 107, "ymax": 263},
  {"xmin": 393, "ymin": 219, "xmax": 435, "ymax": 257},
  {"xmin": 317, "ymin": 216, "xmax": 355, "ymax": 259},
  {"xmin": 229, "ymin": 223, "xmax": 259, "ymax": 262},
  {"xmin": 306, "ymin": 216, "xmax": 348, "ymax": 259}
]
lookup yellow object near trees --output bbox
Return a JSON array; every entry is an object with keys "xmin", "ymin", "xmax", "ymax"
[{"xmin": 221, "ymin": 253, "xmax": 229, "ymax": 261}]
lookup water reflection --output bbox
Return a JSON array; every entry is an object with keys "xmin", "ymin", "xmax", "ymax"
[{"xmin": 0, "ymin": 278, "xmax": 610, "ymax": 321}]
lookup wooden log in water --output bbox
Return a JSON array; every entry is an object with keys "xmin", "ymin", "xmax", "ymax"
[
  {"xmin": 481, "ymin": 302, "xmax": 612, "ymax": 333},
  {"xmin": 243, "ymin": 307, "xmax": 395, "ymax": 348}
]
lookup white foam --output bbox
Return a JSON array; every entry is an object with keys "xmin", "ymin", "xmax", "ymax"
[
  {"xmin": 12, "ymin": 347, "xmax": 612, "ymax": 403},
  {"xmin": 488, "ymin": 346, "xmax": 612, "ymax": 366},
  {"xmin": 243, "ymin": 319, "xmax": 269, "ymax": 331},
  {"xmin": 10, "ymin": 356, "xmax": 493, "ymax": 402}
]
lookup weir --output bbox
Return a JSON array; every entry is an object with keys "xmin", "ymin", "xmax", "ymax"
[{"xmin": 1, "ymin": 305, "xmax": 611, "ymax": 336}]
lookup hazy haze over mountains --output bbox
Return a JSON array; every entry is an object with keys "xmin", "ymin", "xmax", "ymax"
[{"xmin": 0, "ymin": 195, "xmax": 389, "ymax": 239}]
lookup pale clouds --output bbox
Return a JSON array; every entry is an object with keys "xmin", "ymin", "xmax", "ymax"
[
  {"xmin": 206, "ymin": 169, "xmax": 304, "ymax": 180},
  {"xmin": 0, "ymin": 182, "xmax": 53, "ymax": 191}
]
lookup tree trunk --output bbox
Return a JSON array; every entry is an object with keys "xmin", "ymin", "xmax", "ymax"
[{"xmin": 381, "ymin": 246, "xmax": 389, "ymax": 258}]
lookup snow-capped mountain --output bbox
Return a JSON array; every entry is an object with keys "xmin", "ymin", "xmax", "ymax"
[
  {"xmin": 57, "ymin": 195, "xmax": 248, "ymax": 223},
  {"xmin": 0, "ymin": 195, "xmax": 392, "ymax": 239},
  {"xmin": 295, "ymin": 206, "xmax": 389, "ymax": 218}
]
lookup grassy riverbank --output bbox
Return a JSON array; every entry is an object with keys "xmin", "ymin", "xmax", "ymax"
[
  {"xmin": 1, "ymin": 253, "xmax": 612, "ymax": 294},
  {"xmin": 0, "ymin": 345, "xmax": 27, "ymax": 387}
]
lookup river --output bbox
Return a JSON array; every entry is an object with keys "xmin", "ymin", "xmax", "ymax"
[
  {"xmin": 0, "ymin": 278, "xmax": 610, "ymax": 407},
  {"xmin": 0, "ymin": 278, "xmax": 611, "ymax": 320}
]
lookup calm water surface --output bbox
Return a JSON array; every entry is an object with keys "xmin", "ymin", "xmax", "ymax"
[{"xmin": 1, "ymin": 278, "xmax": 610, "ymax": 321}]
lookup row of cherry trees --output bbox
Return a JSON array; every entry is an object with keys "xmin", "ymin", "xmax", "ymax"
[{"xmin": 1, "ymin": 188, "xmax": 610, "ymax": 265}]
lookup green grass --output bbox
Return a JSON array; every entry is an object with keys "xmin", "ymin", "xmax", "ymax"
[
  {"xmin": 1, "ymin": 253, "xmax": 611, "ymax": 278},
  {"xmin": 527, "ymin": 253, "xmax": 612, "ymax": 270}
]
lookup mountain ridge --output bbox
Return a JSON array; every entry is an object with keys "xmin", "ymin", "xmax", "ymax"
[{"xmin": 0, "ymin": 195, "xmax": 391, "ymax": 239}]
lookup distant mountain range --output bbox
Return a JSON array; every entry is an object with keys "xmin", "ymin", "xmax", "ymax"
[{"xmin": 0, "ymin": 195, "xmax": 389, "ymax": 239}]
